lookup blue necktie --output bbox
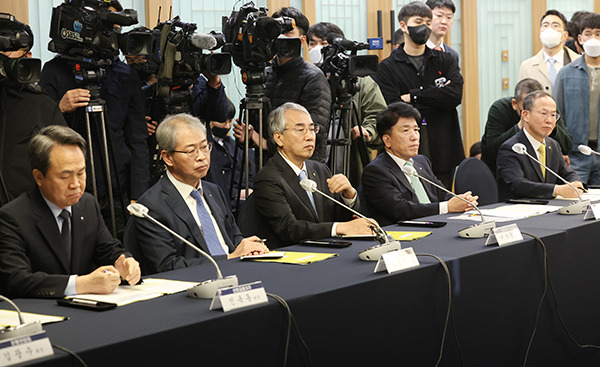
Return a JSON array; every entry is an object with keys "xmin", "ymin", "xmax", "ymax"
[
  {"xmin": 548, "ymin": 58, "xmax": 557, "ymax": 87},
  {"xmin": 190, "ymin": 189, "xmax": 227, "ymax": 256},
  {"xmin": 404, "ymin": 161, "xmax": 431, "ymax": 204},
  {"xmin": 299, "ymin": 170, "xmax": 319, "ymax": 219}
]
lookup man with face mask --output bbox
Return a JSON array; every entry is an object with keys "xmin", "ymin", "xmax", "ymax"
[
  {"xmin": 554, "ymin": 13, "xmax": 600, "ymax": 186},
  {"xmin": 372, "ymin": 1, "xmax": 464, "ymax": 189},
  {"xmin": 518, "ymin": 10, "xmax": 580, "ymax": 94},
  {"xmin": 481, "ymin": 78, "xmax": 572, "ymax": 176},
  {"xmin": 0, "ymin": 15, "xmax": 67, "ymax": 206}
]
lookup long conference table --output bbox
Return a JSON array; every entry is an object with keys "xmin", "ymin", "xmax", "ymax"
[{"xmin": 8, "ymin": 199, "xmax": 600, "ymax": 366}]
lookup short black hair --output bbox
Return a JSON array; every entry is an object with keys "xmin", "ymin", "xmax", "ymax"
[
  {"xmin": 226, "ymin": 99, "xmax": 236, "ymax": 121},
  {"xmin": 398, "ymin": 1, "xmax": 433, "ymax": 24},
  {"xmin": 425, "ymin": 0, "xmax": 456, "ymax": 14},
  {"xmin": 580, "ymin": 13, "xmax": 600, "ymax": 35},
  {"xmin": 29, "ymin": 126, "xmax": 87, "ymax": 175},
  {"xmin": 568, "ymin": 11, "xmax": 594, "ymax": 37},
  {"xmin": 272, "ymin": 7, "xmax": 309, "ymax": 36},
  {"xmin": 522, "ymin": 91, "xmax": 554, "ymax": 112},
  {"xmin": 307, "ymin": 22, "xmax": 344, "ymax": 42},
  {"xmin": 469, "ymin": 141, "xmax": 481, "ymax": 158},
  {"xmin": 514, "ymin": 78, "xmax": 543, "ymax": 102},
  {"xmin": 376, "ymin": 102, "xmax": 422, "ymax": 138},
  {"xmin": 540, "ymin": 9, "xmax": 568, "ymax": 30}
]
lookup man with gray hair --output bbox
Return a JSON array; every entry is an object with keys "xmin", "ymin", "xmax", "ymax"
[
  {"xmin": 131, "ymin": 113, "xmax": 268, "ymax": 274},
  {"xmin": 0, "ymin": 125, "xmax": 140, "ymax": 298},
  {"xmin": 252, "ymin": 102, "xmax": 375, "ymax": 249}
]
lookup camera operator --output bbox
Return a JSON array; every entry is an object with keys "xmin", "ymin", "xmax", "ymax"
[
  {"xmin": 233, "ymin": 6, "xmax": 331, "ymax": 164},
  {"xmin": 306, "ymin": 22, "xmax": 387, "ymax": 186},
  {"xmin": 40, "ymin": 0, "xmax": 149, "ymax": 233},
  {"xmin": 0, "ymin": 15, "xmax": 67, "ymax": 206}
]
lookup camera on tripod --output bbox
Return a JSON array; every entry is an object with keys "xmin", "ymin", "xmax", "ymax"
[
  {"xmin": 0, "ymin": 13, "xmax": 40, "ymax": 84},
  {"xmin": 222, "ymin": 1, "xmax": 301, "ymax": 72},
  {"xmin": 320, "ymin": 33, "xmax": 379, "ymax": 81}
]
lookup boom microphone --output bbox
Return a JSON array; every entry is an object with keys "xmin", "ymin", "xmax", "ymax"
[
  {"xmin": 401, "ymin": 165, "xmax": 496, "ymax": 238},
  {"xmin": 299, "ymin": 179, "xmax": 401, "ymax": 260},
  {"xmin": 128, "ymin": 203, "xmax": 238, "ymax": 299},
  {"xmin": 190, "ymin": 33, "xmax": 218, "ymax": 50},
  {"xmin": 512, "ymin": 143, "xmax": 589, "ymax": 214}
]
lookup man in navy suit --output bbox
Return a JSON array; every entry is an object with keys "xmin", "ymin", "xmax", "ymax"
[
  {"xmin": 131, "ymin": 114, "xmax": 268, "ymax": 274},
  {"xmin": 425, "ymin": 0, "xmax": 460, "ymax": 63},
  {"xmin": 362, "ymin": 102, "xmax": 478, "ymax": 226},
  {"xmin": 0, "ymin": 126, "xmax": 140, "ymax": 298},
  {"xmin": 497, "ymin": 91, "xmax": 583, "ymax": 200}
]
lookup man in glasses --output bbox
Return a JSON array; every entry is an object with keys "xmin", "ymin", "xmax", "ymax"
[
  {"xmin": 130, "ymin": 113, "xmax": 268, "ymax": 274},
  {"xmin": 497, "ymin": 91, "xmax": 582, "ymax": 200},
  {"xmin": 252, "ymin": 103, "xmax": 376, "ymax": 249}
]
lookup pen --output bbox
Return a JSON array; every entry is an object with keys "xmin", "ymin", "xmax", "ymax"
[{"xmin": 71, "ymin": 298, "xmax": 98, "ymax": 306}]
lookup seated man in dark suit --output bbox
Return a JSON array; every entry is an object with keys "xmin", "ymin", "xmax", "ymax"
[
  {"xmin": 497, "ymin": 91, "xmax": 582, "ymax": 199},
  {"xmin": 362, "ymin": 102, "xmax": 478, "ymax": 226},
  {"xmin": 0, "ymin": 126, "xmax": 140, "ymax": 298},
  {"xmin": 252, "ymin": 103, "xmax": 374, "ymax": 249},
  {"xmin": 132, "ymin": 113, "xmax": 268, "ymax": 274}
]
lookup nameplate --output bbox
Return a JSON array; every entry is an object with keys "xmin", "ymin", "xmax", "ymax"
[
  {"xmin": 374, "ymin": 247, "xmax": 420, "ymax": 274},
  {"xmin": 210, "ymin": 281, "xmax": 268, "ymax": 312},
  {"xmin": 0, "ymin": 331, "xmax": 53, "ymax": 366},
  {"xmin": 584, "ymin": 203, "xmax": 600, "ymax": 220},
  {"xmin": 485, "ymin": 223, "xmax": 523, "ymax": 246},
  {"xmin": 85, "ymin": 105, "xmax": 103, "ymax": 113}
]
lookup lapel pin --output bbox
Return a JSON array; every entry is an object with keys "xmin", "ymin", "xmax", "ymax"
[{"xmin": 80, "ymin": 216, "xmax": 84, "ymax": 221}]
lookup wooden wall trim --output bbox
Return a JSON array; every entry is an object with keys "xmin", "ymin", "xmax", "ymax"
[
  {"xmin": 145, "ymin": 0, "xmax": 172, "ymax": 27},
  {"xmin": 268, "ymin": 0, "xmax": 291, "ymax": 13},
  {"xmin": 366, "ymin": 0, "xmax": 392, "ymax": 60},
  {"xmin": 531, "ymin": 0, "xmax": 546, "ymax": 57},
  {"xmin": 460, "ymin": 0, "xmax": 478, "ymax": 154},
  {"xmin": 1, "ymin": 1, "xmax": 29, "ymax": 24}
]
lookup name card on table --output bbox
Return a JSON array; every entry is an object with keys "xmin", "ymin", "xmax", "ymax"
[
  {"xmin": 485, "ymin": 223, "xmax": 523, "ymax": 246},
  {"xmin": 210, "ymin": 281, "xmax": 268, "ymax": 312},
  {"xmin": 374, "ymin": 247, "xmax": 420, "ymax": 274},
  {"xmin": 584, "ymin": 203, "xmax": 600, "ymax": 220},
  {"xmin": 0, "ymin": 331, "xmax": 53, "ymax": 366}
]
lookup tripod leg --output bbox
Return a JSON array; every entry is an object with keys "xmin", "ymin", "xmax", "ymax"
[
  {"xmin": 97, "ymin": 112, "xmax": 117, "ymax": 237},
  {"xmin": 85, "ymin": 110, "xmax": 98, "ymax": 199}
]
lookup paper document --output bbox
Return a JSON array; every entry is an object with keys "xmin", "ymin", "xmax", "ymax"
[
  {"xmin": 386, "ymin": 231, "xmax": 432, "ymax": 241},
  {"xmin": 556, "ymin": 188, "xmax": 600, "ymax": 201},
  {"xmin": 0, "ymin": 310, "xmax": 67, "ymax": 327},
  {"xmin": 450, "ymin": 204, "xmax": 562, "ymax": 222},
  {"xmin": 120, "ymin": 278, "xmax": 198, "ymax": 295},
  {"xmin": 249, "ymin": 251, "xmax": 338, "ymax": 265},
  {"xmin": 68, "ymin": 287, "xmax": 163, "ymax": 306}
]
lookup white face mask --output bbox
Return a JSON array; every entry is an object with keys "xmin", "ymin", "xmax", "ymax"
[
  {"xmin": 540, "ymin": 28, "xmax": 563, "ymax": 49},
  {"xmin": 309, "ymin": 45, "xmax": 324, "ymax": 65},
  {"xmin": 583, "ymin": 38, "xmax": 600, "ymax": 58}
]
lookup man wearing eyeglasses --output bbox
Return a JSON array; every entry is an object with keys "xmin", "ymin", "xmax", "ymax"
[
  {"xmin": 497, "ymin": 91, "xmax": 583, "ymax": 200},
  {"xmin": 252, "ymin": 103, "xmax": 375, "ymax": 249},
  {"xmin": 130, "ymin": 113, "xmax": 269, "ymax": 274}
]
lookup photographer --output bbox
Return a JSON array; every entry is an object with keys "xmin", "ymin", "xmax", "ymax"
[
  {"xmin": 233, "ymin": 7, "xmax": 331, "ymax": 164},
  {"xmin": 0, "ymin": 15, "xmax": 67, "ymax": 206},
  {"xmin": 40, "ymin": 0, "xmax": 149, "ymax": 233},
  {"xmin": 307, "ymin": 22, "xmax": 387, "ymax": 186}
]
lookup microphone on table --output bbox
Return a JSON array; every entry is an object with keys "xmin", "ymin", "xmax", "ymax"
[
  {"xmin": 401, "ymin": 165, "xmax": 496, "ymax": 238},
  {"xmin": 128, "ymin": 203, "xmax": 238, "ymax": 299},
  {"xmin": 299, "ymin": 179, "xmax": 401, "ymax": 261},
  {"xmin": 578, "ymin": 144, "xmax": 600, "ymax": 156},
  {"xmin": 512, "ymin": 143, "xmax": 589, "ymax": 214}
]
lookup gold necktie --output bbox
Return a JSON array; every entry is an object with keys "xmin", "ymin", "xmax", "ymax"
[{"xmin": 538, "ymin": 143, "xmax": 546, "ymax": 180}]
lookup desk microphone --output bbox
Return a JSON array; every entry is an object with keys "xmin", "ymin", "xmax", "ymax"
[
  {"xmin": 128, "ymin": 203, "xmax": 238, "ymax": 299},
  {"xmin": 299, "ymin": 179, "xmax": 401, "ymax": 261},
  {"xmin": 401, "ymin": 165, "xmax": 496, "ymax": 238},
  {"xmin": 0, "ymin": 295, "xmax": 43, "ymax": 340},
  {"xmin": 512, "ymin": 143, "xmax": 589, "ymax": 214},
  {"xmin": 578, "ymin": 144, "xmax": 600, "ymax": 156}
]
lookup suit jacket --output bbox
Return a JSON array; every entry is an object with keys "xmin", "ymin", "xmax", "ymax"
[
  {"xmin": 0, "ymin": 189, "xmax": 127, "ymax": 298},
  {"xmin": 518, "ymin": 47, "xmax": 580, "ymax": 94},
  {"xmin": 497, "ymin": 129, "xmax": 580, "ymax": 200},
  {"xmin": 362, "ymin": 153, "xmax": 452, "ymax": 226},
  {"xmin": 253, "ymin": 153, "xmax": 358, "ymax": 249},
  {"xmin": 444, "ymin": 43, "xmax": 460, "ymax": 64},
  {"xmin": 133, "ymin": 175, "xmax": 243, "ymax": 274}
]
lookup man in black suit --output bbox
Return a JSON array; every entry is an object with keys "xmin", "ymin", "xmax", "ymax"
[
  {"xmin": 132, "ymin": 114, "xmax": 268, "ymax": 274},
  {"xmin": 252, "ymin": 103, "xmax": 375, "ymax": 249},
  {"xmin": 497, "ymin": 91, "xmax": 582, "ymax": 200},
  {"xmin": 362, "ymin": 102, "xmax": 477, "ymax": 226},
  {"xmin": 0, "ymin": 126, "xmax": 140, "ymax": 298}
]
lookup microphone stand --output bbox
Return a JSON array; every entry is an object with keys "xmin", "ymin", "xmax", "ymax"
[{"xmin": 128, "ymin": 203, "xmax": 238, "ymax": 299}]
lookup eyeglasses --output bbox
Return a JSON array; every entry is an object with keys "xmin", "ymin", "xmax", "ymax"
[
  {"xmin": 172, "ymin": 142, "xmax": 213, "ymax": 158},
  {"xmin": 541, "ymin": 21, "xmax": 564, "ymax": 31},
  {"xmin": 533, "ymin": 110, "xmax": 560, "ymax": 121},
  {"xmin": 284, "ymin": 125, "xmax": 320, "ymax": 135}
]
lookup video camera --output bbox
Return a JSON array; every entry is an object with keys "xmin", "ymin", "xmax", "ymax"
[
  {"xmin": 0, "ymin": 13, "xmax": 40, "ymax": 84},
  {"xmin": 320, "ymin": 33, "xmax": 379, "ymax": 79},
  {"xmin": 222, "ymin": 1, "xmax": 301, "ymax": 71},
  {"xmin": 48, "ymin": 0, "xmax": 140, "ymax": 60}
]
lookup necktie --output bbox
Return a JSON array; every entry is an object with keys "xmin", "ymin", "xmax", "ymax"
[
  {"xmin": 58, "ymin": 209, "xmax": 71, "ymax": 261},
  {"xmin": 538, "ymin": 143, "xmax": 547, "ymax": 180},
  {"xmin": 433, "ymin": 46, "xmax": 443, "ymax": 51},
  {"xmin": 548, "ymin": 58, "xmax": 557, "ymax": 87},
  {"xmin": 404, "ymin": 161, "xmax": 431, "ymax": 204},
  {"xmin": 189, "ymin": 189, "xmax": 227, "ymax": 256},
  {"xmin": 299, "ymin": 170, "xmax": 319, "ymax": 219}
]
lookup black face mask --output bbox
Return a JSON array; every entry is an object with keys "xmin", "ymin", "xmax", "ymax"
[
  {"xmin": 407, "ymin": 24, "xmax": 432, "ymax": 45},
  {"xmin": 212, "ymin": 126, "xmax": 230, "ymax": 139}
]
